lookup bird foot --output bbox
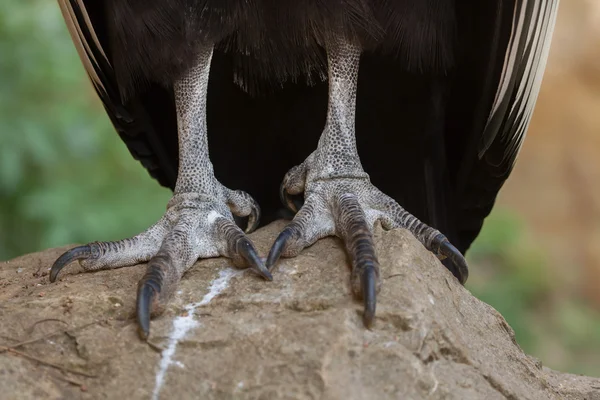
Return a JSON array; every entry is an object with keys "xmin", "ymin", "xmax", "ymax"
[
  {"xmin": 50, "ymin": 188, "xmax": 270, "ymax": 339},
  {"xmin": 267, "ymin": 153, "xmax": 468, "ymax": 328}
]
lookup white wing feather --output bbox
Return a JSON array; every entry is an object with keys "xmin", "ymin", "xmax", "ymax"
[
  {"xmin": 479, "ymin": 0, "xmax": 560, "ymax": 166},
  {"xmin": 57, "ymin": 0, "xmax": 113, "ymax": 99}
]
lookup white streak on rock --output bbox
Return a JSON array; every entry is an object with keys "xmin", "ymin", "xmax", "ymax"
[
  {"xmin": 152, "ymin": 268, "xmax": 240, "ymax": 400},
  {"xmin": 174, "ymin": 361, "xmax": 185, "ymax": 369},
  {"xmin": 428, "ymin": 295, "xmax": 435, "ymax": 305}
]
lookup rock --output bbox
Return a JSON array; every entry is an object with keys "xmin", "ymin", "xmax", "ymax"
[{"xmin": 0, "ymin": 221, "xmax": 598, "ymax": 399}]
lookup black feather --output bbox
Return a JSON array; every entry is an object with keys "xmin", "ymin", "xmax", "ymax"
[{"xmin": 105, "ymin": 0, "xmax": 456, "ymax": 97}]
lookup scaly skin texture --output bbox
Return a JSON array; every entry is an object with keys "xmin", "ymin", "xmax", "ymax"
[
  {"xmin": 50, "ymin": 47, "xmax": 270, "ymax": 339},
  {"xmin": 267, "ymin": 38, "xmax": 467, "ymax": 327},
  {"xmin": 51, "ymin": 39, "xmax": 466, "ymax": 336}
]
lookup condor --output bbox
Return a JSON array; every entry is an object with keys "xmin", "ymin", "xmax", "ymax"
[{"xmin": 51, "ymin": 0, "xmax": 559, "ymax": 338}]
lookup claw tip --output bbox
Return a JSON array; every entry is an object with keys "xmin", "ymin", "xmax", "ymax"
[
  {"xmin": 266, "ymin": 228, "xmax": 293, "ymax": 271},
  {"xmin": 49, "ymin": 245, "xmax": 92, "ymax": 283},
  {"xmin": 264, "ymin": 270, "xmax": 273, "ymax": 281},
  {"xmin": 137, "ymin": 268, "xmax": 162, "ymax": 342},
  {"xmin": 49, "ymin": 267, "xmax": 60, "ymax": 283},
  {"xmin": 458, "ymin": 266, "xmax": 469, "ymax": 285},
  {"xmin": 361, "ymin": 265, "xmax": 377, "ymax": 329},
  {"xmin": 259, "ymin": 267, "xmax": 273, "ymax": 281},
  {"xmin": 138, "ymin": 326, "xmax": 150, "ymax": 341},
  {"xmin": 452, "ymin": 255, "xmax": 469, "ymax": 285},
  {"xmin": 438, "ymin": 240, "xmax": 469, "ymax": 285},
  {"xmin": 136, "ymin": 298, "xmax": 152, "ymax": 341},
  {"xmin": 363, "ymin": 308, "xmax": 375, "ymax": 329}
]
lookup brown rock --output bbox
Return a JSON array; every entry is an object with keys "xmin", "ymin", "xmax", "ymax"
[{"xmin": 0, "ymin": 221, "xmax": 598, "ymax": 399}]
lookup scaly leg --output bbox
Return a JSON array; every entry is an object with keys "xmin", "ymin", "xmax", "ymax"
[
  {"xmin": 267, "ymin": 39, "xmax": 468, "ymax": 327},
  {"xmin": 50, "ymin": 47, "xmax": 271, "ymax": 339}
]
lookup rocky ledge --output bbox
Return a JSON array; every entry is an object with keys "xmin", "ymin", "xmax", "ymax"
[{"xmin": 0, "ymin": 221, "xmax": 598, "ymax": 399}]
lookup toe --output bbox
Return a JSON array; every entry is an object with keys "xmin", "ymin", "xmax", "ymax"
[
  {"xmin": 49, "ymin": 221, "xmax": 169, "ymax": 282},
  {"xmin": 225, "ymin": 189, "xmax": 261, "ymax": 234},
  {"xmin": 336, "ymin": 193, "xmax": 382, "ymax": 328},
  {"xmin": 266, "ymin": 201, "xmax": 334, "ymax": 270},
  {"xmin": 279, "ymin": 162, "xmax": 309, "ymax": 214},
  {"xmin": 282, "ymin": 162, "xmax": 308, "ymax": 196},
  {"xmin": 216, "ymin": 218, "xmax": 272, "ymax": 280},
  {"xmin": 379, "ymin": 200, "xmax": 469, "ymax": 284}
]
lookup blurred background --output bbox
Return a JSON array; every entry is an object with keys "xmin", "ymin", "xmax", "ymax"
[{"xmin": 1, "ymin": 1, "xmax": 599, "ymax": 377}]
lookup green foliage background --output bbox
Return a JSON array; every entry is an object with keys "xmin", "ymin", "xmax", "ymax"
[
  {"xmin": 0, "ymin": 1, "xmax": 171, "ymax": 260},
  {"xmin": 1, "ymin": 1, "xmax": 599, "ymax": 377}
]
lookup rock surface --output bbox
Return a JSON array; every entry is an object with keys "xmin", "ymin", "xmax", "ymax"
[{"xmin": 1, "ymin": 221, "xmax": 598, "ymax": 399}]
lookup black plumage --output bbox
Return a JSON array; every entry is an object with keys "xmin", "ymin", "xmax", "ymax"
[
  {"xmin": 105, "ymin": 0, "xmax": 455, "ymax": 95},
  {"xmin": 55, "ymin": 0, "xmax": 558, "ymax": 334},
  {"xmin": 59, "ymin": 0, "xmax": 557, "ymax": 253}
]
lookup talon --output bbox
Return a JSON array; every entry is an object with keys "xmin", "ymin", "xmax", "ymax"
[
  {"xmin": 237, "ymin": 237, "xmax": 273, "ymax": 281},
  {"xmin": 136, "ymin": 261, "xmax": 165, "ymax": 340},
  {"xmin": 49, "ymin": 245, "xmax": 92, "ymax": 282},
  {"xmin": 244, "ymin": 199, "xmax": 261, "ymax": 234},
  {"xmin": 338, "ymin": 194, "xmax": 382, "ymax": 328},
  {"xmin": 362, "ymin": 263, "xmax": 377, "ymax": 328},
  {"xmin": 266, "ymin": 225, "xmax": 296, "ymax": 270},
  {"xmin": 433, "ymin": 234, "xmax": 469, "ymax": 284},
  {"xmin": 279, "ymin": 181, "xmax": 298, "ymax": 214}
]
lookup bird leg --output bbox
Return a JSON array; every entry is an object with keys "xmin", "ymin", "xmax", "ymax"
[
  {"xmin": 267, "ymin": 38, "xmax": 468, "ymax": 327},
  {"xmin": 50, "ymin": 47, "xmax": 271, "ymax": 339}
]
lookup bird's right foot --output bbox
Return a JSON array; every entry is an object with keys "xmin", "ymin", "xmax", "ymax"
[{"xmin": 50, "ymin": 188, "xmax": 270, "ymax": 340}]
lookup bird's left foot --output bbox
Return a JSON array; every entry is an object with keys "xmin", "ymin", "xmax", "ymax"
[
  {"xmin": 267, "ymin": 152, "xmax": 468, "ymax": 328},
  {"xmin": 266, "ymin": 38, "xmax": 468, "ymax": 327}
]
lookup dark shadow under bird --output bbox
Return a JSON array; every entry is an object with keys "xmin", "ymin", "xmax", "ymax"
[{"xmin": 50, "ymin": 0, "xmax": 559, "ymax": 338}]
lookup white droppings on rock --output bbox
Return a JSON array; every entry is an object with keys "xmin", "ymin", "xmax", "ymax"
[
  {"xmin": 152, "ymin": 268, "xmax": 241, "ymax": 400},
  {"xmin": 188, "ymin": 268, "xmax": 241, "ymax": 308},
  {"xmin": 428, "ymin": 295, "xmax": 435, "ymax": 305}
]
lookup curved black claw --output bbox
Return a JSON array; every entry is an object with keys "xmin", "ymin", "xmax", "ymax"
[
  {"xmin": 265, "ymin": 225, "xmax": 300, "ymax": 270},
  {"xmin": 136, "ymin": 262, "xmax": 165, "ymax": 340},
  {"xmin": 361, "ymin": 264, "xmax": 377, "ymax": 328},
  {"xmin": 244, "ymin": 200, "xmax": 261, "ymax": 234},
  {"xmin": 219, "ymin": 219, "xmax": 272, "ymax": 280},
  {"xmin": 279, "ymin": 181, "xmax": 299, "ymax": 214},
  {"xmin": 49, "ymin": 245, "xmax": 92, "ymax": 283},
  {"xmin": 432, "ymin": 234, "xmax": 469, "ymax": 284},
  {"xmin": 338, "ymin": 194, "xmax": 382, "ymax": 329},
  {"xmin": 236, "ymin": 236, "xmax": 273, "ymax": 281}
]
